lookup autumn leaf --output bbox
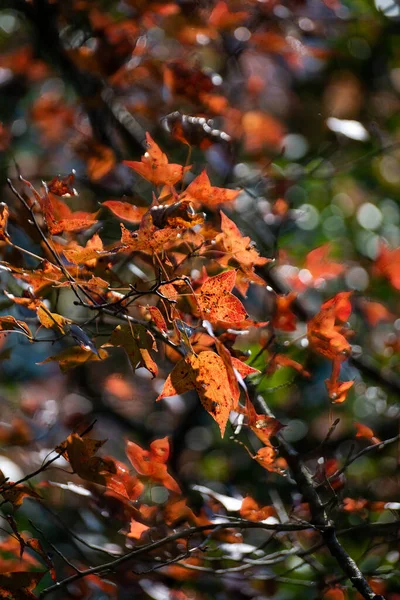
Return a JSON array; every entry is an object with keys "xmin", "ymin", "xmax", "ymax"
[
  {"xmin": 126, "ymin": 437, "xmax": 181, "ymax": 493},
  {"xmin": 26, "ymin": 538, "xmax": 57, "ymax": 581},
  {"xmin": 342, "ymin": 497, "xmax": 368, "ymax": 513},
  {"xmin": 265, "ymin": 352, "xmax": 310, "ymax": 379},
  {"xmin": 63, "ymin": 234, "xmax": 111, "ymax": 265},
  {"xmin": 39, "ymin": 346, "xmax": 107, "ymax": 373},
  {"xmin": 196, "ymin": 270, "xmax": 247, "ymax": 324},
  {"xmin": 103, "ymin": 200, "xmax": 147, "ymax": 224},
  {"xmin": 119, "ymin": 220, "xmax": 182, "ymax": 256},
  {"xmin": 181, "ymin": 170, "xmax": 240, "ymax": 209},
  {"xmin": 307, "ymin": 294, "xmax": 352, "ymax": 361},
  {"xmin": 40, "ymin": 191, "xmax": 98, "ymax": 235},
  {"xmin": 76, "ymin": 139, "xmax": 116, "ymax": 181},
  {"xmin": 157, "ymin": 350, "xmax": 259, "ymax": 436},
  {"xmin": 7, "ymin": 261, "xmax": 65, "ymax": 295},
  {"xmin": 147, "ymin": 306, "xmax": 168, "ymax": 332},
  {"xmin": 289, "ymin": 244, "xmax": 345, "ymax": 291},
  {"xmin": 272, "ymin": 292, "xmax": 297, "ymax": 331},
  {"xmin": 0, "ymin": 203, "xmax": 9, "ymax": 241},
  {"xmin": 125, "ymin": 519, "xmax": 149, "ymax": 540},
  {"xmin": 36, "ymin": 303, "xmax": 69, "ymax": 333},
  {"xmin": 360, "ymin": 300, "xmax": 392, "ymax": 326},
  {"xmin": 245, "ymin": 396, "xmax": 283, "ymax": 446},
  {"xmin": 254, "ymin": 445, "xmax": 286, "ymax": 474},
  {"xmin": 240, "ymin": 496, "xmax": 275, "ymax": 522},
  {"xmin": 354, "ymin": 422, "xmax": 380, "ymax": 444},
  {"xmin": 157, "ymin": 351, "xmax": 233, "ymax": 436},
  {"xmin": 124, "ymin": 133, "xmax": 190, "ymax": 186},
  {"xmin": 214, "ymin": 211, "xmax": 269, "ymax": 296},
  {"xmin": 0, "ymin": 482, "xmax": 41, "ymax": 509},
  {"xmin": 46, "ymin": 172, "xmax": 77, "ymax": 197},
  {"xmin": 110, "ymin": 323, "xmax": 158, "ymax": 377},
  {"xmin": 325, "ymin": 378, "xmax": 354, "ymax": 404},
  {"xmin": 0, "ymin": 571, "xmax": 45, "ymax": 600},
  {"xmin": 57, "ymin": 433, "xmax": 143, "ymax": 500},
  {"xmin": 0, "ymin": 316, "xmax": 32, "ymax": 339},
  {"xmin": 374, "ymin": 241, "xmax": 400, "ymax": 290}
]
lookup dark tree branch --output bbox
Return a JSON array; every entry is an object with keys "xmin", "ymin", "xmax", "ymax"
[{"xmin": 252, "ymin": 394, "xmax": 385, "ymax": 600}]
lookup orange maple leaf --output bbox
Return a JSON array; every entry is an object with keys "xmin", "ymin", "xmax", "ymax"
[
  {"xmin": 289, "ymin": 244, "xmax": 345, "ymax": 291},
  {"xmin": 157, "ymin": 350, "xmax": 234, "ymax": 436},
  {"xmin": 40, "ymin": 191, "xmax": 98, "ymax": 235},
  {"xmin": 196, "ymin": 270, "xmax": 247, "ymax": 324},
  {"xmin": 182, "ymin": 170, "xmax": 240, "ymax": 209},
  {"xmin": 272, "ymin": 292, "xmax": 297, "ymax": 331},
  {"xmin": 307, "ymin": 293, "xmax": 352, "ymax": 361},
  {"xmin": 126, "ymin": 437, "xmax": 180, "ymax": 493},
  {"xmin": 245, "ymin": 396, "xmax": 283, "ymax": 447},
  {"xmin": 103, "ymin": 200, "xmax": 147, "ymax": 224},
  {"xmin": 214, "ymin": 211, "xmax": 269, "ymax": 296},
  {"xmin": 240, "ymin": 496, "xmax": 276, "ymax": 522},
  {"xmin": 374, "ymin": 241, "xmax": 400, "ymax": 290},
  {"xmin": 354, "ymin": 422, "xmax": 380, "ymax": 444},
  {"xmin": 124, "ymin": 132, "xmax": 190, "ymax": 186}
]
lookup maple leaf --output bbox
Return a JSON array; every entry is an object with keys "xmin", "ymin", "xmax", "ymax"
[
  {"xmin": 360, "ymin": 300, "xmax": 392, "ymax": 326},
  {"xmin": 307, "ymin": 294, "xmax": 352, "ymax": 361},
  {"xmin": 147, "ymin": 306, "xmax": 168, "ymax": 332},
  {"xmin": 26, "ymin": 538, "xmax": 56, "ymax": 581},
  {"xmin": 0, "ymin": 203, "xmax": 9, "ymax": 241},
  {"xmin": 0, "ymin": 481, "xmax": 41, "ymax": 509},
  {"xmin": 57, "ymin": 433, "xmax": 143, "ymax": 500},
  {"xmin": 288, "ymin": 244, "xmax": 345, "ymax": 291},
  {"xmin": 40, "ymin": 191, "xmax": 98, "ymax": 235},
  {"xmin": 354, "ymin": 422, "xmax": 380, "ymax": 444},
  {"xmin": 63, "ymin": 233, "xmax": 112, "ymax": 265},
  {"xmin": 0, "ymin": 316, "xmax": 32, "ymax": 339},
  {"xmin": 109, "ymin": 324, "xmax": 158, "ymax": 377},
  {"xmin": 164, "ymin": 497, "xmax": 200, "ymax": 526},
  {"xmin": 245, "ymin": 396, "xmax": 283, "ymax": 446},
  {"xmin": 240, "ymin": 496, "xmax": 276, "ymax": 522},
  {"xmin": 39, "ymin": 346, "xmax": 108, "ymax": 373},
  {"xmin": 254, "ymin": 445, "xmax": 287, "ymax": 474},
  {"xmin": 323, "ymin": 586, "xmax": 347, "ymax": 600},
  {"xmin": 321, "ymin": 291, "xmax": 352, "ymax": 323},
  {"xmin": 46, "ymin": 172, "xmax": 77, "ymax": 197},
  {"xmin": 342, "ymin": 497, "xmax": 368, "ymax": 513},
  {"xmin": 272, "ymin": 292, "xmax": 297, "ymax": 331},
  {"xmin": 215, "ymin": 339, "xmax": 260, "ymax": 410},
  {"xmin": 0, "ymin": 571, "xmax": 45, "ymax": 600},
  {"xmin": 209, "ymin": 1, "xmax": 249, "ymax": 29},
  {"xmin": 374, "ymin": 241, "xmax": 400, "ymax": 290},
  {"xmin": 124, "ymin": 132, "xmax": 190, "ymax": 186},
  {"xmin": 7, "ymin": 261, "xmax": 65, "ymax": 295},
  {"xmin": 196, "ymin": 270, "xmax": 247, "ymax": 324},
  {"xmin": 36, "ymin": 303, "xmax": 69, "ymax": 333},
  {"xmin": 126, "ymin": 519, "xmax": 150, "ymax": 540},
  {"xmin": 103, "ymin": 200, "xmax": 147, "ymax": 224},
  {"xmin": 265, "ymin": 352, "xmax": 310, "ymax": 378},
  {"xmin": 126, "ymin": 437, "xmax": 181, "ymax": 493},
  {"xmin": 214, "ymin": 211, "xmax": 269, "ymax": 295},
  {"xmin": 157, "ymin": 350, "xmax": 233, "ymax": 436},
  {"xmin": 75, "ymin": 139, "xmax": 116, "ymax": 181},
  {"xmin": 181, "ymin": 170, "xmax": 240, "ymax": 209},
  {"xmin": 325, "ymin": 378, "xmax": 354, "ymax": 404}
]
